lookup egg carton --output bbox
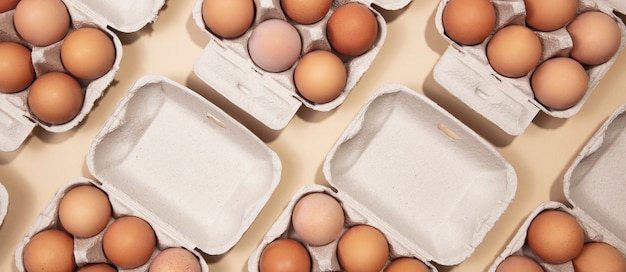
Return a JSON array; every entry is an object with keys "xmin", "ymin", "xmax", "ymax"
[
  {"xmin": 433, "ymin": 0, "xmax": 626, "ymax": 136},
  {"xmin": 0, "ymin": 0, "xmax": 165, "ymax": 152},
  {"xmin": 0, "ymin": 181, "xmax": 7, "ymax": 226},
  {"xmin": 14, "ymin": 75, "xmax": 283, "ymax": 271},
  {"xmin": 191, "ymin": 0, "xmax": 411, "ymax": 130},
  {"xmin": 248, "ymin": 84, "xmax": 518, "ymax": 271},
  {"xmin": 488, "ymin": 102, "xmax": 626, "ymax": 271}
]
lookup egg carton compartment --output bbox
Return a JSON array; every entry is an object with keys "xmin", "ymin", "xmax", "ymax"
[
  {"xmin": 0, "ymin": 181, "xmax": 7, "ymax": 226},
  {"xmin": 433, "ymin": 0, "xmax": 626, "ymax": 136},
  {"xmin": 14, "ymin": 178, "xmax": 210, "ymax": 272},
  {"xmin": 0, "ymin": 0, "xmax": 164, "ymax": 152},
  {"xmin": 488, "ymin": 103, "xmax": 626, "ymax": 271},
  {"xmin": 249, "ymin": 84, "xmax": 517, "ymax": 271},
  {"xmin": 192, "ymin": 0, "xmax": 411, "ymax": 130},
  {"xmin": 14, "ymin": 75, "xmax": 283, "ymax": 270}
]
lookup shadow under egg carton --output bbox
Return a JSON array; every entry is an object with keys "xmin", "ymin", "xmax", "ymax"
[
  {"xmin": 433, "ymin": 0, "xmax": 626, "ymax": 136},
  {"xmin": 489, "ymin": 103, "xmax": 626, "ymax": 271},
  {"xmin": 192, "ymin": 0, "xmax": 410, "ymax": 130},
  {"xmin": 0, "ymin": 0, "xmax": 164, "ymax": 152},
  {"xmin": 13, "ymin": 178, "xmax": 209, "ymax": 272},
  {"xmin": 249, "ymin": 84, "xmax": 517, "ymax": 272}
]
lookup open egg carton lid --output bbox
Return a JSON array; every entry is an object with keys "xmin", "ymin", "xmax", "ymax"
[
  {"xmin": 321, "ymin": 84, "xmax": 516, "ymax": 266},
  {"xmin": 85, "ymin": 75, "xmax": 282, "ymax": 255},
  {"xmin": 432, "ymin": 0, "xmax": 626, "ymax": 136},
  {"xmin": 487, "ymin": 103, "xmax": 626, "ymax": 271},
  {"xmin": 0, "ymin": 181, "xmax": 7, "ymax": 226},
  {"xmin": 191, "ymin": 0, "xmax": 411, "ymax": 130},
  {"xmin": 562, "ymin": 102, "xmax": 626, "ymax": 251},
  {"xmin": 0, "ymin": 0, "xmax": 165, "ymax": 152}
]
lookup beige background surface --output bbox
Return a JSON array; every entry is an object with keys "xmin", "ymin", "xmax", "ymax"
[{"xmin": 1, "ymin": 0, "xmax": 625, "ymax": 271}]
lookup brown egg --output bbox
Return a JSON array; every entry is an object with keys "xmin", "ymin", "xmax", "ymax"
[
  {"xmin": 61, "ymin": 27, "xmax": 116, "ymax": 80},
  {"xmin": 202, "ymin": 0, "xmax": 255, "ymax": 38},
  {"xmin": 567, "ymin": 11, "xmax": 622, "ymax": 66},
  {"xmin": 77, "ymin": 263, "xmax": 117, "ymax": 272},
  {"xmin": 442, "ymin": 0, "xmax": 496, "ymax": 45},
  {"xmin": 495, "ymin": 255, "xmax": 544, "ymax": 272},
  {"xmin": 102, "ymin": 216, "xmax": 157, "ymax": 269},
  {"xmin": 259, "ymin": 238, "xmax": 311, "ymax": 272},
  {"xmin": 27, "ymin": 72, "xmax": 84, "ymax": 125},
  {"xmin": 384, "ymin": 258, "xmax": 430, "ymax": 272},
  {"xmin": 149, "ymin": 248, "xmax": 201, "ymax": 272},
  {"xmin": 13, "ymin": 0, "xmax": 70, "ymax": 46},
  {"xmin": 487, "ymin": 25, "xmax": 542, "ymax": 78},
  {"xmin": 0, "ymin": 0, "xmax": 19, "ymax": 13},
  {"xmin": 526, "ymin": 210, "xmax": 585, "ymax": 264},
  {"xmin": 294, "ymin": 50, "xmax": 347, "ymax": 104},
  {"xmin": 572, "ymin": 242, "xmax": 626, "ymax": 272},
  {"xmin": 291, "ymin": 192, "xmax": 345, "ymax": 246},
  {"xmin": 281, "ymin": 0, "xmax": 332, "ymax": 24},
  {"xmin": 524, "ymin": 0, "xmax": 577, "ymax": 32},
  {"xmin": 0, "ymin": 41, "xmax": 35, "ymax": 94},
  {"xmin": 531, "ymin": 57, "xmax": 588, "ymax": 110},
  {"xmin": 326, "ymin": 3, "xmax": 378, "ymax": 56},
  {"xmin": 337, "ymin": 225, "xmax": 389, "ymax": 272},
  {"xmin": 23, "ymin": 229, "xmax": 76, "ymax": 272},
  {"xmin": 58, "ymin": 185, "xmax": 112, "ymax": 238}
]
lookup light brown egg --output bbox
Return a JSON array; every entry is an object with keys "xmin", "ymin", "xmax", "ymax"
[
  {"xmin": 202, "ymin": 0, "xmax": 255, "ymax": 38},
  {"xmin": 103, "ymin": 216, "xmax": 157, "ymax": 269},
  {"xmin": 149, "ymin": 248, "xmax": 201, "ymax": 272},
  {"xmin": 76, "ymin": 263, "xmax": 117, "ymax": 272},
  {"xmin": 58, "ymin": 185, "xmax": 112, "ymax": 238},
  {"xmin": 13, "ymin": 0, "xmax": 70, "ymax": 46},
  {"xmin": 0, "ymin": 0, "xmax": 19, "ymax": 13},
  {"xmin": 495, "ymin": 255, "xmax": 544, "ymax": 272},
  {"xmin": 281, "ymin": 0, "xmax": 331, "ymax": 24},
  {"xmin": 567, "ymin": 11, "xmax": 622, "ymax": 66},
  {"xmin": 326, "ymin": 3, "xmax": 378, "ymax": 56},
  {"xmin": 572, "ymin": 242, "xmax": 626, "ymax": 272},
  {"xmin": 0, "ymin": 41, "xmax": 35, "ymax": 94},
  {"xmin": 27, "ymin": 72, "xmax": 84, "ymax": 125},
  {"xmin": 524, "ymin": 0, "xmax": 577, "ymax": 32},
  {"xmin": 526, "ymin": 210, "xmax": 585, "ymax": 264},
  {"xmin": 531, "ymin": 57, "xmax": 588, "ymax": 110},
  {"xmin": 61, "ymin": 27, "xmax": 116, "ymax": 80},
  {"xmin": 337, "ymin": 224, "xmax": 389, "ymax": 272},
  {"xmin": 442, "ymin": 0, "xmax": 496, "ymax": 45},
  {"xmin": 23, "ymin": 229, "xmax": 76, "ymax": 272},
  {"xmin": 248, "ymin": 19, "xmax": 302, "ymax": 73},
  {"xmin": 291, "ymin": 192, "xmax": 345, "ymax": 246},
  {"xmin": 487, "ymin": 25, "xmax": 542, "ymax": 78},
  {"xmin": 294, "ymin": 50, "xmax": 346, "ymax": 104},
  {"xmin": 384, "ymin": 257, "xmax": 430, "ymax": 272},
  {"xmin": 259, "ymin": 238, "xmax": 311, "ymax": 272}
]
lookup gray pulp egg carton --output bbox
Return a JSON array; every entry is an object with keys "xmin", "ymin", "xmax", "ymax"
[
  {"xmin": 191, "ymin": 0, "xmax": 411, "ymax": 130},
  {"xmin": 15, "ymin": 75, "xmax": 282, "ymax": 271},
  {"xmin": 248, "ymin": 84, "xmax": 517, "ymax": 271},
  {"xmin": 488, "ymin": 102, "xmax": 626, "ymax": 271},
  {"xmin": 0, "ymin": 181, "xmax": 7, "ymax": 226},
  {"xmin": 433, "ymin": 0, "xmax": 626, "ymax": 135},
  {"xmin": 0, "ymin": 0, "xmax": 165, "ymax": 152}
]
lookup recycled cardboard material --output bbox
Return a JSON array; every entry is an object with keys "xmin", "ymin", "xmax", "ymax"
[
  {"xmin": 249, "ymin": 84, "xmax": 517, "ymax": 271},
  {"xmin": 192, "ymin": 0, "xmax": 412, "ymax": 130},
  {"xmin": 15, "ymin": 76, "xmax": 282, "ymax": 271},
  {"xmin": 433, "ymin": 0, "xmax": 626, "ymax": 135},
  {"xmin": 0, "ymin": 0, "xmax": 165, "ymax": 152},
  {"xmin": 488, "ymin": 103, "xmax": 626, "ymax": 271}
]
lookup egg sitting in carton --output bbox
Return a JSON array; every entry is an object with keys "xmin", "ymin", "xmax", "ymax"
[
  {"xmin": 0, "ymin": 0, "xmax": 165, "ymax": 152},
  {"xmin": 434, "ymin": 0, "xmax": 626, "ymax": 135},
  {"xmin": 193, "ymin": 0, "xmax": 411, "ymax": 130}
]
